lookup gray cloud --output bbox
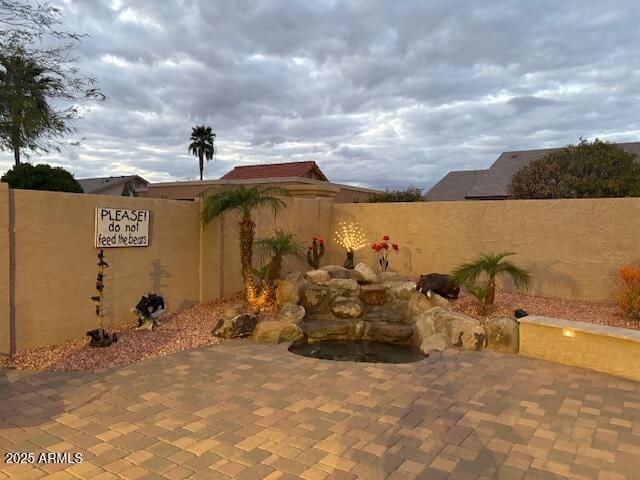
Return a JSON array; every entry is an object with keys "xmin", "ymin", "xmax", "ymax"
[{"xmin": 1, "ymin": 0, "xmax": 639, "ymax": 190}]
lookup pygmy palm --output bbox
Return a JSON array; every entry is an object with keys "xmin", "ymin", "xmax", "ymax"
[
  {"xmin": 188, "ymin": 125, "xmax": 216, "ymax": 181},
  {"xmin": 255, "ymin": 229, "xmax": 305, "ymax": 284},
  {"xmin": 200, "ymin": 186, "xmax": 290, "ymax": 299},
  {"xmin": 452, "ymin": 252, "xmax": 530, "ymax": 312}
]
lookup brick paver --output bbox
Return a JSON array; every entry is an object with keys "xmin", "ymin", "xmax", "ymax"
[{"xmin": 1, "ymin": 341, "xmax": 639, "ymax": 479}]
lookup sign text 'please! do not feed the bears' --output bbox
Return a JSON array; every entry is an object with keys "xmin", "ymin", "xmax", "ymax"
[{"xmin": 95, "ymin": 208, "xmax": 150, "ymax": 248}]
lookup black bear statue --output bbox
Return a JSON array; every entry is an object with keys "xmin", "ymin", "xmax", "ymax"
[{"xmin": 416, "ymin": 273, "xmax": 460, "ymax": 299}]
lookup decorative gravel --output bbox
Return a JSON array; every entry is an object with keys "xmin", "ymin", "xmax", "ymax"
[
  {"xmin": 451, "ymin": 290, "xmax": 638, "ymax": 330},
  {"xmin": 0, "ymin": 295, "xmax": 248, "ymax": 372}
]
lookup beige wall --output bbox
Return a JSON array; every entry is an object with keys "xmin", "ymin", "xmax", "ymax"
[
  {"xmin": 328, "ymin": 199, "xmax": 640, "ymax": 302},
  {"xmin": 213, "ymin": 197, "xmax": 334, "ymax": 296},
  {"xmin": 2, "ymin": 189, "xmax": 640, "ymax": 352},
  {"xmin": 9, "ymin": 190, "xmax": 201, "ymax": 350},
  {"xmin": 0, "ymin": 183, "xmax": 10, "ymax": 355}
]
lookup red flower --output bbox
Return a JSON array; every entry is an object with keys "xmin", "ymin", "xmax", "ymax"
[
  {"xmin": 381, "ymin": 243, "xmax": 389, "ymax": 250},
  {"xmin": 312, "ymin": 236, "xmax": 318, "ymax": 241},
  {"xmin": 318, "ymin": 238, "xmax": 324, "ymax": 244},
  {"xmin": 383, "ymin": 235, "xmax": 390, "ymax": 241},
  {"xmin": 392, "ymin": 244, "xmax": 399, "ymax": 251}
]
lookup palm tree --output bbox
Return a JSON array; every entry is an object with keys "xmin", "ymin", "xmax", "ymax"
[
  {"xmin": 188, "ymin": 125, "xmax": 216, "ymax": 181},
  {"xmin": 200, "ymin": 186, "xmax": 290, "ymax": 299},
  {"xmin": 0, "ymin": 50, "xmax": 64, "ymax": 166},
  {"xmin": 255, "ymin": 229, "xmax": 305, "ymax": 285},
  {"xmin": 452, "ymin": 252, "xmax": 531, "ymax": 313}
]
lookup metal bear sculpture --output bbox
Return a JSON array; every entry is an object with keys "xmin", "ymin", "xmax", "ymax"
[
  {"xmin": 416, "ymin": 273, "xmax": 460, "ymax": 299},
  {"xmin": 86, "ymin": 328, "xmax": 117, "ymax": 347},
  {"xmin": 131, "ymin": 293, "xmax": 165, "ymax": 331}
]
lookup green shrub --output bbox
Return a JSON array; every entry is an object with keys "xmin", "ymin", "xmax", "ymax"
[{"xmin": 1, "ymin": 163, "xmax": 83, "ymax": 192}]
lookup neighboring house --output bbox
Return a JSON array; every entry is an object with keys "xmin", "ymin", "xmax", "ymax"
[
  {"xmin": 141, "ymin": 161, "xmax": 381, "ymax": 203},
  {"xmin": 221, "ymin": 161, "xmax": 329, "ymax": 181},
  {"xmin": 78, "ymin": 175, "xmax": 150, "ymax": 196},
  {"xmin": 426, "ymin": 142, "xmax": 640, "ymax": 201}
]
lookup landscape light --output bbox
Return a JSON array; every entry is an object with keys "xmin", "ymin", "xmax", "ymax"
[{"xmin": 561, "ymin": 328, "xmax": 575, "ymax": 338}]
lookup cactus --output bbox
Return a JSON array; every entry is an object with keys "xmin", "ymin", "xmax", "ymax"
[{"xmin": 307, "ymin": 236, "xmax": 325, "ymax": 269}]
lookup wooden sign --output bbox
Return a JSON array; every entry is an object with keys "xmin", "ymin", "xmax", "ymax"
[{"xmin": 95, "ymin": 208, "xmax": 150, "ymax": 248}]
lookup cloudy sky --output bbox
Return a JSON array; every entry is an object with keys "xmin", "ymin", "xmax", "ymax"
[{"xmin": 1, "ymin": 0, "xmax": 639, "ymax": 189}]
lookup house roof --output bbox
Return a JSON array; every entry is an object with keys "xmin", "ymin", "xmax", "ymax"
[
  {"xmin": 220, "ymin": 161, "xmax": 329, "ymax": 181},
  {"xmin": 425, "ymin": 141, "xmax": 640, "ymax": 201},
  {"xmin": 424, "ymin": 170, "xmax": 487, "ymax": 201},
  {"xmin": 78, "ymin": 175, "xmax": 149, "ymax": 194},
  {"xmin": 466, "ymin": 142, "xmax": 640, "ymax": 199}
]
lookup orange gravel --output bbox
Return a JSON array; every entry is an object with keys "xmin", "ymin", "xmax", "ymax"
[
  {"xmin": 451, "ymin": 290, "xmax": 637, "ymax": 330},
  {"xmin": 0, "ymin": 295, "xmax": 249, "ymax": 372}
]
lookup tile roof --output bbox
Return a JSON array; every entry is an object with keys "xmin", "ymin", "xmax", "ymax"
[
  {"xmin": 424, "ymin": 170, "xmax": 487, "ymax": 201},
  {"xmin": 220, "ymin": 161, "xmax": 328, "ymax": 181}
]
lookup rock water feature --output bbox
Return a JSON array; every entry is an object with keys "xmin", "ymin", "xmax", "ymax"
[{"xmin": 252, "ymin": 264, "xmax": 520, "ymax": 358}]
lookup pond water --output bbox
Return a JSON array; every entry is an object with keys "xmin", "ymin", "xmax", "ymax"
[{"xmin": 289, "ymin": 340, "xmax": 425, "ymax": 364}]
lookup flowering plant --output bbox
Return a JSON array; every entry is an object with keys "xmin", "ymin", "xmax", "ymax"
[
  {"xmin": 371, "ymin": 235, "xmax": 399, "ymax": 272},
  {"xmin": 307, "ymin": 236, "xmax": 325, "ymax": 269},
  {"xmin": 617, "ymin": 263, "xmax": 640, "ymax": 322}
]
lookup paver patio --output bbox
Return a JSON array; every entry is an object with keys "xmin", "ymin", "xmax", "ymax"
[{"xmin": 1, "ymin": 341, "xmax": 639, "ymax": 480}]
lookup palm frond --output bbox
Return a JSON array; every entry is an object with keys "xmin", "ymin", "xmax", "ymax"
[
  {"xmin": 495, "ymin": 261, "xmax": 531, "ymax": 289},
  {"xmin": 254, "ymin": 229, "xmax": 304, "ymax": 265},
  {"xmin": 451, "ymin": 261, "xmax": 487, "ymax": 286},
  {"xmin": 200, "ymin": 186, "xmax": 291, "ymax": 225}
]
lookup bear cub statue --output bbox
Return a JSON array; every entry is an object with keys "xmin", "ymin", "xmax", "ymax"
[
  {"xmin": 416, "ymin": 273, "xmax": 460, "ymax": 299},
  {"xmin": 131, "ymin": 293, "xmax": 165, "ymax": 331}
]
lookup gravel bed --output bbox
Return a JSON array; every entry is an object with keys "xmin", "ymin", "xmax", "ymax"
[
  {"xmin": 1, "ymin": 289, "xmax": 635, "ymax": 372},
  {"xmin": 451, "ymin": 290, "xmax": 637, "ymax": 330},
  {"xmin": 0, "ymin": 295, "xmax": 248, "ymax": 372}
]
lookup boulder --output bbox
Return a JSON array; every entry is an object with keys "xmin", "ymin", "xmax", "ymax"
[
  {"xmin": 385, "ymin": 281, "xmax": 418, "ymax": 301},
  {"xmin": 377, "ymin": 271, "xmax": 410, "ymax": 283},
  {"xmin": 331, "ymin": 296, "xmax": 364, "ymax": 319},
  {"xmin": 300, "ymin": 285, "xmax": 331, "ymax": 313},
  {"xmin": 362, "ymin": 302, "xmax": 407, "ymax": 323},
  {"xmin": 213, "ymin": 314, "xmax": 257, "ymax": 339},
  {"xmin": 305, "ymin": 269, "xmax": 331, "ymax": 284},
  {"xmin": 360, "ymin": 284, "xmax": 387, "ymax": 306},
  {"xmin": 365, "ymin": 322, "xmax": 414, "ymax": 343},
  {"xmin": 486, "ymin": 317, "xmax": 519, "ymax": 353},
  {"xmin": 277, "ymin": 303, "xmax": 306, "ymax": 324},
  {"xmin": 320, "ymin": 265, "xmax": 351, "ymax": 279},
  {"xmin": 406, "ymin": 290, "xmax": 449, "ymax": 320},
  {"xmin": 420, "ymin": 333, "xmax": 448, "ymax": 353},
  {"xmin": 328, "ymin": 278, "xmax": 360, "ymax": 292},
  {"xmin": 353, "ymin": 263, "xmax": 377, "ymax": 283},
  {"xmin": 253, "ymin": 321, "xmax": 303, "ymax": 343},
  {"xmin": 303, "ymin": 319, "xmax": 352, "ymax": 340},
  {"xmin": 445, "ymin": 313, "xmax": 487, "ymax": 351},
  {"xmin": 275, "ymin": 273, "xmax": 303, "ymax": 306},
  {"xmin": 221, "ymin": 302, "xmax": 245, "ymax": 320},
  {"xmin": 413, "ymin": 309, "xmax": 437, "ymax": 340}
]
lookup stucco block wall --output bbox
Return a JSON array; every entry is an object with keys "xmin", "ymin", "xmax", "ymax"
[
  {"xmin": 519, "ymin": 322, "xmax": 640, "ymax": 381},
  {"xmin": 10, "ymin": 190, "xmax": 202, "ymax": 350},
  {"xmin": 217, "ymin": 197, "xmax": 334, "ymax": 296},
  {"xmin": 0, "ymin": 183, "xmax": 10, "ymax": 355},
  {"xmin": 329, "ymin": 198, "xmax": 640, "ymax": 302}
]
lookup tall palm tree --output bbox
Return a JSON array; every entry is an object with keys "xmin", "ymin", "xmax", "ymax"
[
  {"xmin": 200, "ymin": 186, "xmax": 290, "ymax": 299},
  {"xmin": 0, "ymin": 51, "xmax": 63, "ymax": 166},
  {"xmin": 452, "ymin": 252, "xmax": 531, "ymax": 313},
  {"xmin": 188, "ymin": 125, "xmax": 216, "ymax": 181},
  {"xmin": 255, "ymin": 229, "xmax": 305, "ymax": 285}
]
